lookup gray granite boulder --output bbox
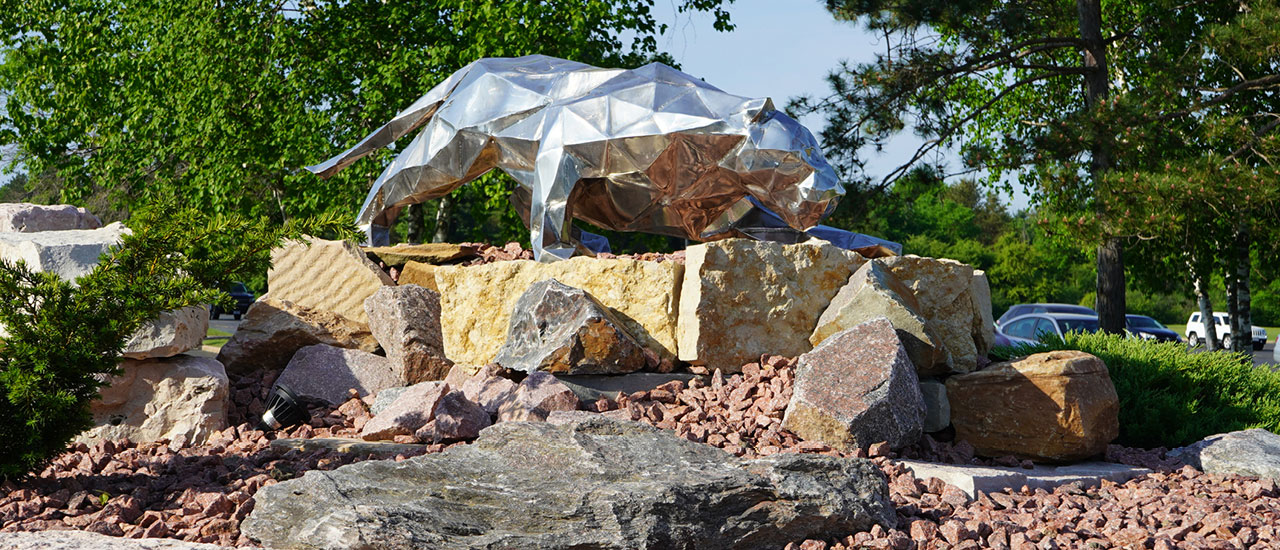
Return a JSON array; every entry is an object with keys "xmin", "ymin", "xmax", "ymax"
[
  {"xmin": 1169, "ymin": 428, "xmax": 1280, "ymax": 480},
  {"xmin": 275, "ymin": 344, "xmax": 402, "ymax": 406},
  {"xmin": 0, "ymin": 203, "xmax": 101, "ymax": 233},
  {"xmin": 364, "ymin": 285, "xmax": 452, "ymax": 384},
  {"xmin": 493, "ymin": 279, "xmax": 646, "ymax": 375},
  {"xmin": 242, "ymin": 417, "xmax": 896, "ymax": 550}
]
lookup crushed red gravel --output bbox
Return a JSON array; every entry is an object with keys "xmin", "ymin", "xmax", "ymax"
[{"xmin": 3, "ymin": 356, "xmax": 1279, "ymax": 549}]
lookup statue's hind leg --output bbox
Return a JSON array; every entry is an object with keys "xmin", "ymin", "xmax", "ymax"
[{"xmin": 529, "ymin": 148, "xmax": 583, "ymax": 261}]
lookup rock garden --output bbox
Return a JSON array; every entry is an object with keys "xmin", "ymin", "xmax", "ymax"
[{"xmin": 2, "ymin": 202, "xmax": 1280, "ymax": 549}]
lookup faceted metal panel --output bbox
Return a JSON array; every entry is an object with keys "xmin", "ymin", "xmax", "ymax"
[{"xmin": 309, "ymin": 55, "xmax": 884, "ymax": 261}]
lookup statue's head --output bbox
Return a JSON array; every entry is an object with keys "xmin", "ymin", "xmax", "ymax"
[{"xmin": 730, "ymin": 101, "xmax": 843, "ymax": 230}]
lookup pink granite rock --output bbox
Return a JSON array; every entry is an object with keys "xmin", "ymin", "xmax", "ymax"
[
  {"xmin": 363, "ymin": 285, "xmax": 452, "ymax": 384},
  {"xmin": 462, "ymin": 368, "xmax": 519, "ymax": 416},
  {"xmin": 415, "ymin": 391, "xmax": 491, "ymax": 442},
  {"xmin": 275, "ymin": 344, "xmax": 402, "ymax": 406},
  {"xmin": 360, "ymin": 381, "xmax": 450, "ymax": 441},
  {"xmin": 496, "ymin": 372, "xmax": 581, "ymax": 422}
]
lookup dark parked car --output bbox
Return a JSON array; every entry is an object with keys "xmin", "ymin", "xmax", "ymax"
[
  {"xmin": 210, "ymin": 282, "xmax": 255, "ymax": 320},
  {"xmin": 996, "ymin": 303, "xmax": 1098, "ymax": 327},
  {"xmin": 1125, "ymin": 314, "xmax": 1181, "ymax": 343},
  {"xmin": 996, "ymin": 313, "xmax": 1101, "ymax": 346}
]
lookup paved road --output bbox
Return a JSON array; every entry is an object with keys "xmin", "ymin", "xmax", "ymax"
[
  {"xmin": 1251, "ymin": 341, "xmax": 1277, "ymax": 367},
  {"xmin": 209, "ymin": 318, "xmax": 241, "ymax": 336}
]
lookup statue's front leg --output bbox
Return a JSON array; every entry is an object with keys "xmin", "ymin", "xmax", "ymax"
[{"xmin": 530, "ymin": 149, "xmax": 582, "ymax": 262}]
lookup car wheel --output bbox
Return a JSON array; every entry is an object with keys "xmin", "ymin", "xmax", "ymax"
[
  {"xmin": 1188, "ymin": 333, "xmax": 1200, "ymax": 347},
  {"xmin": 234, "ymin": 312, "xmax": 242, "ymax": 321},
  {"xmin": 1255, "ymin": 342, "xmax": 1266, "ymax": 351},
  {"xmin": 1222, "ymin": 334, "xmax": 1232, "ymax": 350}
]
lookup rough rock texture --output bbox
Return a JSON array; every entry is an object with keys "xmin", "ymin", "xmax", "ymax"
[
  {"xmin": 363, "ymin": 243, "xmax": 478, "ymax": 266},
  {"xmin": 0, "ymin": 203, "xmax": 101, "ymax": 233},
  {"xmin": 495, "ymin": 371, "xmax": 581, "ymax": 422},
  {"xmin": 275, "ymin": 344, "xmax": 402, "ymax": 406},
  {"xmin": 1169, "ymin": 428, "xmax": 1280, "ymax": 480},
  {"xmin": 556, "ymin": 372, "xmax": 702, "ymax": 403},
  {"xmin": 880, "ymin": 255, "xmax": 989, "ymax": 373},
  {"xmin": 811, "ymin": 260, "xmax": 948, "ymax": 375},
  {"xmin": 370, "ymin": 386, "xmax": 410, "ymax": 417},
  {"xmin": 77, "ymin": 355, "xmax": 229, "ymax": 447},
  {"xmin": 359, "ymin": 381, "xmax": 450, "ymax": 441},
  {"xmin": 0, "ymin": 222, "xmax": 129, "ymax": 283},
  {"xmin": 898, "ymin": 460, "xmax": 1150, "ymax": 498},
  {"xmin": 946, "ymin": 350, "xmax": 1120, "ymax": 462},
  {"xmin": 364, "ymin": 285, "xmax": 452, "ymax": 383},
  {"xmin": 919, "ymin": 379, "xmax": 950, "ymax": 433},
  {"xmin": 0, "ymin": 531, "xmax": 232, "ymax": 549},
  {"xmin": 414, "ymin": 390, "xmax": 491, "ymax": 442},
  {"xmin": 970, "ymin": 270, "xmax": 994, "ymax": 355},
  {"xmin": 268, "ymin": 236, "xmax": 394, "ymax": 324},
  {"xmin": 678, "ymin": 239, "xmax": 866, "ymax": 373},
  {"xmin": 216, "ymin": 297, "xmax": 379, "ymax": 374},
  {"xmin": 241, "ymin": 418, "xmax": 896, "ymax": 550},
  {"xmin": 459, "ymin": 369, "xmax": 518, "ymax": 416},
  {"xmin": 270, "ymin": 437, "xmax": 428, "ymax": 455},
  {"xmin": 493, "ymin": 279, "xmax": 647, "ymax": 375},
  {"xmin": 397, "ymin": 261, "xmax": 437, "ymax": 291},
  {"xmin": 434, "ymin": 256, "xmax": 683, "ymax": 364},
  {"xmin": 782, "ymin": 318, "xmax": 925, "ymax": 451},
  {"xmin": 124, "ymin": 307, "xmax": 208, "ymax": 360}
]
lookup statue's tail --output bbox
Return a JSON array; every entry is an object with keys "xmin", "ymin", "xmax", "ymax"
[{"xmin": 306, "ymin": 62, "xmax": 477, "ymax": 178}]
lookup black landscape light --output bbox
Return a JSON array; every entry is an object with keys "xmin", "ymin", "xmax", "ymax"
[{"xmin": 258, "ymin": 383, "xmax": 310, "ymax": 431}]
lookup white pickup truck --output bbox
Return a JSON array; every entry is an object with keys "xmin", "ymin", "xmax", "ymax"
[{"xmin": 1184, "ymin": 311, "xmax": 1267, "ymax": 350}]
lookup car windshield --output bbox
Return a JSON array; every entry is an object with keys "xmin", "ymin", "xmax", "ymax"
[
  {"xmin": 231, "ymin": 283, "xmax": 248, "ymax": 293},
  {"xmin": 1128, "ymin": 316, "xmax": 1164, "ymax": 329},
  {"xmin": 1048, "ymin": 305, "xmax": 1095, "ymax": 315},
  {"xmin": 1060, "ymin": 318, "xmax": 1100, "ymax": 333}
]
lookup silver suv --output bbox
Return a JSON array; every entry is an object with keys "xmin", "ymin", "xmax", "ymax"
[{"xmin": 1184, "ymin": 311, "xmax": 1267, "ymax": 351}]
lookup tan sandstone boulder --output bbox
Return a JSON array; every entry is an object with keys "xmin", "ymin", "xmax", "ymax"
[
  {"xmin": 434, "ymin": 257, "xmax": 682, "ymax": 364},
  {"xmin": 946, "ymin": 350, "xmax": 1120, "ymax": 462},
  {"xmin": 268, "ymin": 236, "xmax": 394, "ymax": 324},
  {"xmin": 879, "ymin": 255, "xmax": 990, "ymax": 373},
  {"xmin": 677, "ymin": 238, "xmax": 865, "ymax": 373},
  {"xmin": 398, "ymin": 261, "xmax": 438, "ymax": 291},
  {"xmin": 216, "ymin": 297, "xmax": 379, "ymax": 373},
  {"xmin": 364, "ymin": 243, "xmax": 478, "ymax": 266},
  {"xmin": 123, "ymin": 306, "xmax": 208, "ymax": 360},
  {"xmin": 77, "ymin": 355, "xmax": 229, "ymax": 447},
  {"xmin": 810, "ymin": 260, "xmax": 948, "ymax": 375}
]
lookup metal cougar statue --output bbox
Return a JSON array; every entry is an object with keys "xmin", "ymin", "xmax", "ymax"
[{"xmin": 309, "ymin": 55, "xmax": 895, "ymax": 261}]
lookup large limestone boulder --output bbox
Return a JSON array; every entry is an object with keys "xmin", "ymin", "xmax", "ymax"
[
  {"xmin": 879, "ymin": 255, "xmax": 990, "ymax": 373},
  {"xmin": 216, "ymin": 297, "xmax": 379, "ymax": 374},
  {"xmin": 946, "ymin": 350, "xmax": 1120, "ymax": 462},
  {"xmin": 0, "ymin": 222, "xmax": 129, "ymax": 283},
  {"xmin": 242, "ymin": 417, "xmax": 896, "ymax": 550},
  {"xmin": 677, "ymin": 239, "xmax": 866, "ymax": 373},
  {"xmin": 434, "ymin": 256, "xmax": 682, "ymax": 364},
  {"xmin": 493, "ymin": 279, "xmax": 646, "ymax": 375},
  {"xmin": 0, "ymin": 203, "xmax": 101, "ymax": 233},
  {"xmin": 268, "ymin": 236, "xmax": 394, "ymax": 324},
  {"xmin": 1168, "ymin": 429, "xmax": 1280, "ymax": 481},
  {"xmin": 77, "ymin": 355, "xmax": 229, "ymax": 447},
  {"xmin": 124, "ymin": 306, "xmax": 208, "ymax": 360},
  {"xmin": 782, "ymin": 317, "xmax": 925, "ymax": 451},
  {"xmin": 364, "ymin": 285, "xmax": 452, "ymax": 384},
  {"xmin": 275, "ymin": 344, "xmax": 402, "ymax": 406},
  {"xmin": 811, "ymin": 260, "xmax": 948, "ymax": 375},
  {"xmin": 363, "ymin": 243, "xmax": 478, "ymax": 266}
]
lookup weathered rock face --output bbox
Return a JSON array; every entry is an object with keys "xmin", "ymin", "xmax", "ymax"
[
  {"xmin": 360, "ymin": 381, "xmax": 449, "ymax": 441},
  {"xmin": 879, "ymin": 255, "xmax": 990, "ymax": 373},
  {"xmin": 0, "ymin": 222, "xmax": 129, "ymax": 283},
  {"xmin": 678, "ymin": 239, "xmax": 866, "ymax": 373},
  {"xmin": 1169, "ymin": 429, "xmax": 1280, "ymax": 481},
  {"xmin": 811, "ymin": 260, "xmax": 947, "ymax": 375},
  {"xmin": 363, "ymin": 243, "xmax": 478, "ymax": 266},
  {"xmin": 434, "ymin": 256, "xmax": 682, "ymax": 364},
  {"xmin": 275, "ymin": 344, "xmax": 402, "ymax": 406},
  {"xmin": 495, "ymin": 371, "xmax": 581, "ymax": 422},
  {"xmin": 123, "ymin": 307, "xmax": 208, "ymax": 360},
  {"xmin": 242, "ymin": 418, "xmax": 896, "ymax": 550},
  {"xmin": 782, "ymin": 318, "xmax": 925, "ymax": 451},
  {"xmin": 0, "ymin": 203, "xmax": 101, "ymax": 233},
  {"xmin": 364, "ymin": 285, "xmax": 452, "ymax": 384},
  {"xmin": 493, "ymin": 279, "xmax": 647, "ymax": 375},
  {"xmin": 0, "ymin": 531, "xmax": 233, "ymax": 549},
  {"xmin": 946, "ymin": 350, "xmax": 1119, "ymax": 462},
  {"xmin": 415, "ymin": 390, "xmax": 491, "ymax": 442},
  {"xmin": 919, "ymin": 379, "xmax": 951, "ymax": 433},
  {"xmin": 460, "ymin": 368, "xmax": 518, "ymax": 416},
  {"xmin": 397, "ymin": 261, "xmax": 437, "ymax": 291},
  {"xmin": 77, "ymin": 355, "xmax": 229, "ymax": 447},
  {"xmin": 268, "ymin": 237, "xmax": 394, "ymax": 324},
  {"xmin": 216, "ymin": 297, "xmax": 379, "ymax": 374}
]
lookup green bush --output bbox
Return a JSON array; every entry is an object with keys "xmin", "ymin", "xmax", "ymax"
[
  {"xmin": 0, "ymin": 202, "xmax": 351, "ymax": 479},
  {"xmin": 991, "ymin": 332, "xmax": 1280, "ymax": 448}
]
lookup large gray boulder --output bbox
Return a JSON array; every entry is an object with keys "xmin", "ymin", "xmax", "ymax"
[
  {"xmin": 1169, "ymin": 428, "xmax": 1280, "ymax": 480},
  {"xmin": 242, "ymin": 418, "xmax": 895, "ymax": 550},
  {"xmin": 364, "ymin": 284, "xmax": 452, "ymax": 384},
  {"xmin": 0, "ymin": 202, "xmax": 101, "ymax": 233},
  {"xmin": 493, "ymin": 278, "xmax": 647, "ymax": 375},
  {"xmin": 0, "ymin": 222, "xmax": 129, "ymax": 283},
  {"xmin": 275, "ymin": 344, "xmax": 403, "ymax": 406}
]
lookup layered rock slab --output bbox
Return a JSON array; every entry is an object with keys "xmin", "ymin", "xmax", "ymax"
[
  {"xmin": 268, "ymin": 236, "xmax": 394, "ymax": 324},
  {"xmin": 899, "ymin": 460, "xmax": 1150, "ymax": 498},
  {"xmin": 216, "ymin": 297, "xmax": 378, "ymax": 373},
  {"xmin": 363, "ymin": 243, "xmax": 478, "ymax": 266},
  {"xmin": 364, "ymin": 285, "xmax": 451, "ymax": 383},
  {"xmin": 1169, "ymin": 429, "xmax": 1280, "ymax": 481},
  {"xmin": 275, "ymin": 344, "xmax": 402, "ymax": 406},
  {"xmin": 124, "ymin": 306, "xmax": 208, "ymax": 360},
  {"xmin": 782, "ymin": 317, "xmax": 925, "ymax": 451},
  {"xmin": 494, "ymin": 279, "xmax": 646, "ymax": 375},
  {"xmin": 435, "ymin": 256, "xmax": 682, "ymax": 364},
  {"xmin": 0, "ymin": 222, "xmax": 129, "ymax": 283},
  {"xmin": 77, "ymin": 355, "xmax": 229, "ymax": 447},
  {"xmin": 678, "ymin": 239, "xmax": 866, "ymax": 373},
  {"xmin": 0, "ymin": 202, "xmax": 101, "ymax": 233},
  {"xmin": 879, "ymin": 255, "xmax": 992, "ymax": 373},
  {"xmin": 946, "ymin": 350, "xmax": 1119, "ymax": 462},
  {"xmin": 242, "ymin": 417, "xmax": 896, "ymax": 550}
]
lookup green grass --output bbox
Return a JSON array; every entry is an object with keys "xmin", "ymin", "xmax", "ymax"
[
  {"xmin": 992, "ymin": 332, "xmax": 1280, "ymax": 448},
  {"xmin": 202, "ymin": 327, "xmax": 233, "ymax": 349}
]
